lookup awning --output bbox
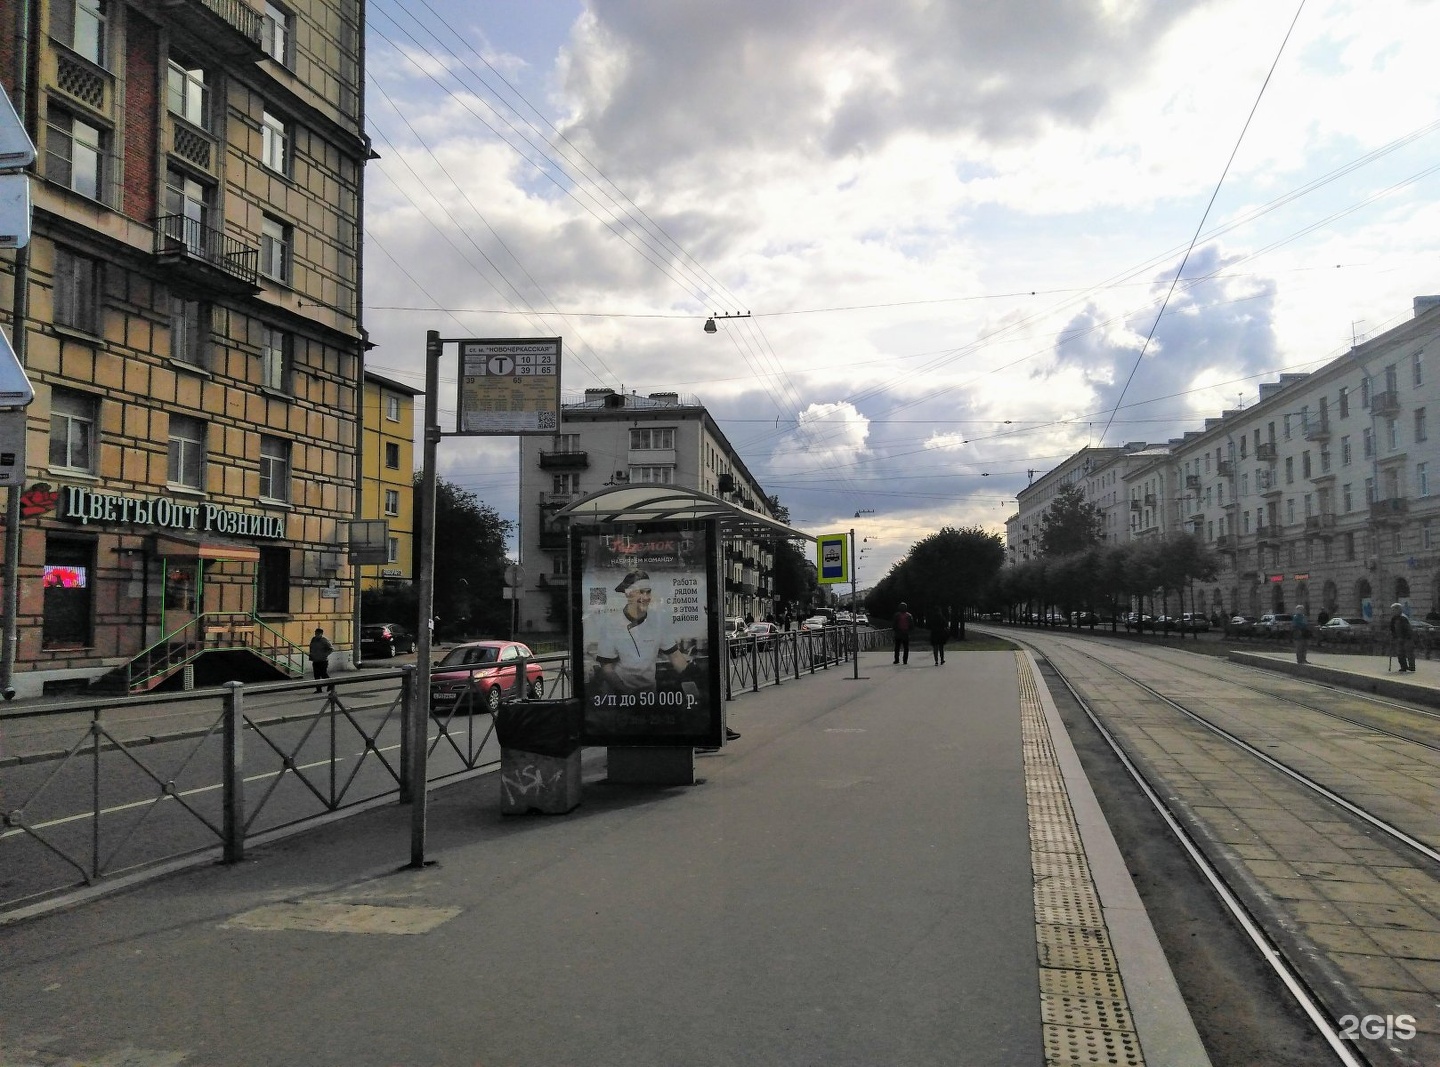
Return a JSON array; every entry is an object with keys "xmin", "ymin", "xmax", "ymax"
[
  {"xmin": 151, "ymin": 533, "xmax": 261, "ymax": 563},
  {"xmin": 556, "ymin": 485, "xmax": 811, "ymax": 541}
]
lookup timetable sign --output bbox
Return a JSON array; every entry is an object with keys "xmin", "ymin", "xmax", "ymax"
[{"xmin": 456, "ymin": 337, "xmax": 561, "ymax": 435}]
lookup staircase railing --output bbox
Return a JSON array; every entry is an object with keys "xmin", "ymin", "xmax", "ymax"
[{"xmin": 126, "ymin": 613, "xmax": 308, "ymax": 691}]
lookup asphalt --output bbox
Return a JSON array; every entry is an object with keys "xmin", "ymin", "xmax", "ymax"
[{"xmin": 0, "ymin": 649, "xmax": 1207, "ymax": 1067}]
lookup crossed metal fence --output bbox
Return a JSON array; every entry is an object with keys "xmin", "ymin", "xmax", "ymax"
[{"xmin": 0, "ymin": 629, "xmax": 883, "ymax": 915}]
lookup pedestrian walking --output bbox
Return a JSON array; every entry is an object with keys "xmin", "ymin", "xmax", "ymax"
[
  {"xmin": 309, "ymin": 627, "xmax": 334, "ymax": 691},
  {"xmin": 1291, "ymin": 603, "xmax": 1309, "ymax": 665},
  {"xmin": 929, "ymin": 609, "xmax": 948, "ymax": 665},
  {"xmin": 892, "ymin": 602, "xmax": 913, "ymax": 665},
  {"xmin": 1389, "ymin": 602, "xmax": 1416, "ymax": 672}
]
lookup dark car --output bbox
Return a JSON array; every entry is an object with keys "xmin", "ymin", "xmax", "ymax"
[
  {"xmin": 1318, "ymin": 616, "xmax": 1369, "ymax": 643},
  {"xmin": 1226, "ymin": 615, "xmax": 1260, "ymax": 636},
  {"xmin": 361, "ymin": 622, "xmax": 416, "ymax": 658},
  {"xmin": 430, "ymin": 640, "xmax": 544, "ymax": 714}
]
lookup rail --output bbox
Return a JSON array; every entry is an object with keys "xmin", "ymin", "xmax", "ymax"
[{"xmin": 1, "ymin": 629, "xmax": 880, "ymax": 916}]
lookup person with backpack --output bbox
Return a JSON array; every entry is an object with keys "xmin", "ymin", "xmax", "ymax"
[{"xmin": 892, "ymin": 602, "xmax": 914, "ymax": 665}]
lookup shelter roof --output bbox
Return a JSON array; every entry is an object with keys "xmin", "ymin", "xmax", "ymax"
[{"xmin": 556, "ymin": 485, "xmax": 810, "ymax": 541}]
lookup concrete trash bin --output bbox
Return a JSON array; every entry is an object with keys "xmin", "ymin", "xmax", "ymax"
[{"xmin": 496, "ymin": 699, "xmax": 583, "ymax": 815}]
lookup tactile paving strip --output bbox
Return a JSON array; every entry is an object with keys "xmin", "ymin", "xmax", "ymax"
[{"xmin": 1018, "ymin": 653, "xmax": 1146, "ymax": 1066}]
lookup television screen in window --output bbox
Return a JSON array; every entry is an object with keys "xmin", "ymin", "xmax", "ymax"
[{"xmin": 43, "ymin": 564, "xmax": 87, "ymax": 588}]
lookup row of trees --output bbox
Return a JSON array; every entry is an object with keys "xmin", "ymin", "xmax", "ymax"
[{"xmin": 865, "ymin": 526, "xmax": 1006, "ymax": 637}]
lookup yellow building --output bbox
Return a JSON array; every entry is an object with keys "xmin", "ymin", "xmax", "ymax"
[
  {"xmin": 359, "ymin": 369, "xmax": 420, "ymax": 590},
  {"xmin": 0, "ymin": 0, "xmax": 368, "ymax": 696}
]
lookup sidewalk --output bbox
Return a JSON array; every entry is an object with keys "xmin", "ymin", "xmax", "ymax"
[{"xmin": 0, "ymin": 651, "xmax": 1204, "ymax": 1067}]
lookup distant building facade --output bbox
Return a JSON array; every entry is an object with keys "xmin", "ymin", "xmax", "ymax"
[
  {"xmin": 359, "ymin": 370, "xmax": 419, "ymax": 590},
  {"xmin": 516, "ymin": 389, "xmax": 783, "ymax": 634},
  {"xmin": 1009, "ymin": 297, "xmax": 1440, "ymax": 621}
]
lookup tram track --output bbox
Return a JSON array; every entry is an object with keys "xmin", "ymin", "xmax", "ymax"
[{"xmin": 995, "ymin": 628, "xmax": 1440, "ymax": 1067}]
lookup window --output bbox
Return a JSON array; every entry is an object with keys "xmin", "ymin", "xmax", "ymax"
[
  {"xmin": 260, "ymin": 214, "xmax": 291, "ymax": 282},
  {"xmin": 1365, "ymin": 477, "xmax": 1374, "ymax": 505},
  {"xmin": 384, "ymin": 489, "xmax": 399, "ymax": 516},
  {"xmin": 51, "ymin": 0, "xmax": 106, "ymax": 66},
  {"xmin": 259, "ymin": 436, "xmax": 290, "ymax": 501},
  {"xmin": 630, "ymin": 427, "xmax": 675, "ymax": 450},
  {"xmin": 554, "ymin": 433, "xmax": 580, "ymax": 453},
  {"xmin": 1415, "ymin": 351, "xmax": 1425, "ymax": 388},
  {"xmin": 387, "ymin": 537, "xmax": 400, "ymax": 564},
  {"xmin": 44, "ymin": 109, "xmax": 105, "ymax": 200},
  {"xmin": 1361, "ymin": 377, "xmax": 1371, "ymax": 407},
  {"xmin": 1342, "ymin": 484, "xmax": 1352, "ymax": 512},
  {"xmin": 256, "ymin": 546, "xmax": 290, "ymax": 614},
  {"xmin": 1420, "ymin": 462, "xmax": 1430, "ymax": 498},
  {"xmin": 1301, "ymin": 451, "xmax": 1311, "ymax": 479},
  {"xmin": 1320, "ymin": 449, "xmax": 1331, "ymax": 473},
  {"xmin": 1385, "ymin": 364, "xmax": 1398, "ymax": 394},
  {"xmin": 166, "ymin": 59, "xmax": 209, "ymax": 128},
  {"xmin": 260, "ymin": 325, "xmax": 290, "ymax": 392},
  {"xmin": 629, "ymin": 466, "xmax": 674, "ymax": 484},
  {"xmin": 1362, "ymin": 427, "xmax": 1374, "ymax": 458},
  {"xmin": 384, "ymin": 394, "xmax": 400, "ymax": 421},
  {"xmin": 552, "ymin": 472, "xmax": 579, "ymax": 495},
  {"xmin": 167, "ymin": 414, "xmax": 205, "ymax": 489},
  {"xmin": 1416, "ymin": 407, "xmax": 1428, "ymax": 443},
  {"xmin": 53, "ymin": 247, "xmax": 100, "ymax": 333},
  {"xmin": 1338, "ymin": 387, "xmax": 1349, "ymax": 418},
  {"xmin": 1386, "ymin": 417, "xmax": 1398, "ymax": 451},
  {"xmin": 43, "ymin": 537, "xmax": 94, "ymax": 649},
  {"xmin": 1283, "ymin": 414, "xmax": 1291, "ymax": 440},
  {"xmin": 261, "ymin": 109, "xmax": 289, "ymax": 173},
  {"xmin": 384, "ymin": 442, "xmax": 400, "ymax": 469},
  {"xmin": 1341, "ymin": 435, "xmax": 1351, "ymax": 465},
  {"xmin": 1303, "ymin": 493, "xmax": 1312, "ymax": 518},
  {"xmin": 49, "ymin": 387, "xmax": 96, "ymax": 471},
  {"xmin": 1286, "ymin": 499, "xmax": 1295, "ymax": 524},
  {"xmin": 164, "ymin": 168, "xmax": 210, "ymax": 251},
  {"xmin": 1284, "ymin": 456, "xmax": 1294, "ymax": 485},
  {"xmin": 170, "ymin": 295, "xmax": 208, "ymax": 365},
  {"xmin": 261, "ymin": 2, "xmax": 292, "ymax": 65},
  {"xmin": 1425, "ymin": 520, "xmax": 1434, "ymax": 551}
]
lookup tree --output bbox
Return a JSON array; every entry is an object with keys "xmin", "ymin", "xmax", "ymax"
[
  {"xmin": 361, "ymin": 474, "xmax": 514, "ymax": 640},
  {"xmin": 867, "ymin": 526, "xmax": 1004, "ymax": 639},
  {"xmin": 1037, "ymin": 483, "xmax": 1104, "ymax": 557},
  {"xmin": 771, "ymin": 536, "xmax": 820, "ymax": 615}
]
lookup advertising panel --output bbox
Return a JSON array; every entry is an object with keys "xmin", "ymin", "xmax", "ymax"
[{"xmin": 571, "ymin": 521, "xmax": 722, "ymax": 748}]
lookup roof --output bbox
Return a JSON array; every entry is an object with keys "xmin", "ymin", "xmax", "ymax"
[{"xmin": 556, "ymin": 485, "xmax": 811, "ymax": 541}]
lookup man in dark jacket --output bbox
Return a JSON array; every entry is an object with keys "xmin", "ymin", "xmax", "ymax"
[
  {"xmin": 893, "ymin": 602, "xmax": 914, "ymax": 665},
  {"xmin": 309, "ymin": 627, "xmax": 334, "ymax": 691},
  {"xmin": 1389, "ymin": 603, "xmax": 1416, "ymax": 672}
]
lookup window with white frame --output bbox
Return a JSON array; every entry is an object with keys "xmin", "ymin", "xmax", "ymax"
[
  {"xmin": 1386, "ymin": 417, "xmax": 1398, "ymax": 451},
  {"xmin": 166, "ymin": 59, "xmax": 209, "ymax": 128},
  {"xmin": 167, "ymin": 415, "xmax": 205, "ymax": 489},
  {"xmin": 170, "ymin": 295, "xmax": 207, "ymax": 366},
  {"xmin": 630, "ymin": 427, "xmax": 675, "ymax": 450},
  {"xmin": 384, "ymin": 442, "xmax": 399, "ymax": 469},
  {"xmin": 51, "ymin": 0, "xmax": 107, "ymax": 66},
  {"xmin": 384, "ymin": 393, "xmax": 400, "ymax": 421},
  {"xmin": 45, "ymin": 109, "xmax": 105, "ymax": 201},
  {"xmin": 49, "ymin": 387, "xmax": 97, "ymax": 471},
  {"xmin": 1419, "ymin": 462, "xmax": 1430, "ymax": 498},
  {"xmin": 1342, "ymin": 483, "xmax": 1352, "ymax": 512},
  {"xmin": 387, "ymin": 537, "xmax": 399, "ymax": 564},
  {"xmin": 260, "ymin": 325, "xmax": 290, "ymax": 391},
  {"xmin": 1363, "ymin": 427, "xmax": 1374, "ymax": 458},
  {"xmin": 260, "ymin": 214, "xmax": 291, "ymax": 282},
  {"xmin": 1416, "ymin": 407, "xmax": 1427, "ymax": 443},
  {"xmin": 384, "ymin": 489, "xmax": 399, "ymax": 516},
  {"xmin": 629, "ymin": 466, "xmax": 674, "ymax": 484},
  {"xmin": 164, "ymin": 168, "xmax": 210, "ymax": 251},
  {"xmin": 259, "ymin": 435, "xmax": 290, "ymax": 501},
  {"xmin": 1415, "ymin": 350, "xmax": 1425, "ymax": 388},
  {"xmin": 261, "ymin": 2, "xmax": 293, "ymax": 65},
  {"xmin": 261, "ymin": 109, "xmax": 289, "ymax": 173}
]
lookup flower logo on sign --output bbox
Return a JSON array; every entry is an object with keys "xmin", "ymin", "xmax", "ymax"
[{"xmin": 20, "ymin": 483, "xmax": 58, "ymax": 518}]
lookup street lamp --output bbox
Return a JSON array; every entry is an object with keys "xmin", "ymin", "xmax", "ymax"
[{"xmin": 703, "ymin": 311, "xmax": 751, "ymax": 332}]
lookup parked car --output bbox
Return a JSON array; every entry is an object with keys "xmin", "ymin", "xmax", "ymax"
[
  {"xmin": 430, "ymin": 640, "xmax": 544, "ymax": 714},
  {"xmin": 1258, "ymin": 613, "xmax": 1293, "ymax": 637},
  {"xmin": 360, "ymin": 622, "xmax": 416, "ymax": 658},
  {"xmin": 1179, "ymin": 613, "xmax": 1211, "ymax": 633},
  {"xmin": 1123, "ymin": 613, "xmax": 1151, "ymax": 632},
  {"xmin": 1225, "ymin": 615, "xmax": 1260, "ymax": 636},
  {"xmin": 1153, "ymin": 616, "xmax": 1180, "ymax": 632},
  {"xmin": 1318, "ymin": 616, "xmax": 1369, "ymax": 642}
]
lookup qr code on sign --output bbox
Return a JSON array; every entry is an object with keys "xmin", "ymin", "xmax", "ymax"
[
  {"xmin": 589, "ymin": 587, "xmax": 608, "ymax": 606},
  {"xmin": 538, "ymin": 411, "xmax": 557, "ymax": 429}
]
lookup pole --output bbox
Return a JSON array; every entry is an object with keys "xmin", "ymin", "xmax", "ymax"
[
  {"xmin": 409, "ymin": 330, "xmax": 442, "ymax": 868},
  {"xmin": 850, "ymin": 528, "xmax": 859, "ymax": 679}
]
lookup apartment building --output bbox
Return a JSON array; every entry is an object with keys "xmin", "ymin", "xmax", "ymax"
[
  {"xmin": 358, "ymin": 369, "xmax": 419, "ymax": 590},
  {"xmin": 0, "ymin": 0, "xmax": 368, "ymax": 696},
  {"xmin": 1008, "ymin": 444, "xmax": 1151, "ymax": 563},
  {"xmin": 516, "ymin": 388, "xmax": 783, "ymax": 634},
  {"xmin": 1014, "ymin": 297, "xmax": 1440, "ymax": 622}
]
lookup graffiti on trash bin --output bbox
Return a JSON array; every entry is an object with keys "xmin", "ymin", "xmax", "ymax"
[{"xmin": 501, "ymin": 760, "xmax": 564, "ymax": 804}]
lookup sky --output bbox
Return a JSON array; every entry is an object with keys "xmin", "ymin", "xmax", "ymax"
[{"xmin": 359, "ymin": 0, "xmax": 1440, "ymax": 584}]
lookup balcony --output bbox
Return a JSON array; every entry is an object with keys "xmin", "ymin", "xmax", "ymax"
[
  {"xmin": 1129, "ymin": 499, "xmax": 1141, "ymax": 511},
  {"xmin": 538, "ymin": 450, "xmax": 589, "ymax": 470},
  {"xmin": 1304, "ymin": 513, "xmax": 1336, "ymax": 534},
  {"xmin": 155, "ymin": 0, "xmax": 265, "ymax": 60},
  {"xmin": 1369, "ymin": 497, "xmax": 1409, "ymax": 523},
  {"xmin": 1217, "ymin": 460, "xmax": 1235, "ymax": 477},
  {"xmin": 1143, "ymin": 493, "xmax": 1157, "ymax": 507},
  {"xmin": 1184, "ymin": 475, "xmax": 1201, "ymax": 490},
  {"xmin": 1371, "ymin": 390, "xmax": 1401, "ymax": 416},
  {"xmin": 539, "ymin": 529, "xmax": 568, "ymax": 553},
  {"xmin": 538, "ymin": 491, "xmax": 575, "ymax": 507},
  {"xmin": 152, "ymin": 215, "xmax": 260, "ymax": 295},
  {"xmin": 1255, "ymin": 524, "xmax": 1282, "ymax": 545},
  {"xmin": 1304, "ymin": 415, "xmax": 1330, "ymax": 442},
  {"xmin": 1214, "ymin": 534, "xmax": 1234, "ymax": 551},
  {"xmin": 1255, "ymin": 442, "xmax": 1277, "ymax": 462}
]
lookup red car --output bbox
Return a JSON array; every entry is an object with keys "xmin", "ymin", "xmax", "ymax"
[{"xmin": 429, "ymin": 640, "xmax": 544, "ymax": 714}]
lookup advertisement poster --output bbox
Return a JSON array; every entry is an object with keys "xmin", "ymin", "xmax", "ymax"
[{"xmin": 572, "ymin": 522, "xmax": 721, "ymax": 747}]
